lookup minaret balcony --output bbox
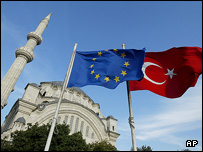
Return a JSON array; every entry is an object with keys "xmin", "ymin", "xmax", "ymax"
[
  {"xmin": 15, "ymin": 47, "xmax": 35, "ymax": 63},
  {"xmin": 27, "ymin": 32, "xmax": 43, "ymax": 45}
]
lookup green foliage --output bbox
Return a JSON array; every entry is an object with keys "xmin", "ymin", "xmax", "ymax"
[
  {"xmin": 1, "ymin": 123, "xmax": 116, "ymax": 151},
  {"xmin": 1, "ymin": 137, "xmax": 12, "ymax": 151},
  {"xmin": 10, "ymin": 122, "xmax": 49, "ymax": 151},
  {"xmin": 88, "ymin": 140, "xmax": 117, "ymax": 151},
  {"xmin": 136, "ymin": 145, "xmax": 153, "ymax": 151},
  {"xmin": 49, "ymin": 125, "xmax": 89, "ymax": 151}
]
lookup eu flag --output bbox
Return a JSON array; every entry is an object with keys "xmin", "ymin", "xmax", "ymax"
[{"xmin": 67, "ymin": 48, "xmax": 145, "ymax": 89}]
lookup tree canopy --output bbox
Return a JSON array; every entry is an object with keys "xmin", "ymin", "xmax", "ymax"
[
  {"xmin": 1, "ymin": 123, "xmax": 116, "ymax": 151},
  {"xmin": 137, "ymin": 145, "xmax": 153, "ymax": 151},
  {"xmin": 130, "ymin": 145, "xmax": 153, "ymax": 151}
]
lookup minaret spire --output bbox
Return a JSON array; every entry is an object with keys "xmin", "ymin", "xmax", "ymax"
[
  {"xmin": 1, "ymin": 13, "xmax": 52, "ymax": 109},
  {"xmin": 46, "ymin": 12, "xmax": 52, "ymax": 20}
]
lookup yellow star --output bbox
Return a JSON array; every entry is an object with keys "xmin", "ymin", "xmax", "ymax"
[
  {"xmin": 98, "ymin": 51, "xmax": 102, "ymax": 56},
  {"xmin": 92, "ymin": 58, "xmax": 96, "ymax": 61},
  {"xmin": 95, "ymin": 74, "xmax": 100, "ymax": 80},
  {"xmin": 121, "ymin": 52, "xmax": 126, "ymax": 58},
  {"xmin": 105, "ymin": 49, "xmax": 108, "ymax": 52},
  {"xmin": 124, "ymin": 61, "xmax": 130, "ymax": 67},
  {"xmin": 121, "ymin": 70, "xmax": 127, "ymax": 76},
  {"xmin": 90, "ymin": 70, "xmax": 95, "ymax": 75},
  {"xmin": 113, "ymin": 49, "xmax": 118, "ymax": 53},
  {"xmin": 114, "ymin": 76, "xmax": 120, "ymax": 82},
  {"xmin": 104, "ymin": 76, "xmax": 110, "ymax": 82},
  {"xmin": 90, "ymin": 64, "xmax": 94, "ymax": 68}
]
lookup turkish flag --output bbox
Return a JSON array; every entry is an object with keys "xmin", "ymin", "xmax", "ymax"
[{"xmin": 129, "ymin": 47, "xmax": 202, "ymax": 98}]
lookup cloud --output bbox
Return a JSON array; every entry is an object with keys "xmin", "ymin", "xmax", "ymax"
[
  {"xmin": 135, "ymin": 78, "xmax": 202, "ymax": 148},
  {"xmin": 117, "ymin": 78, "xmax": 202, "ymax": 149},
  {"xmin": 1, "ymin": 14, "xmax": 25, "ymax": 46}
]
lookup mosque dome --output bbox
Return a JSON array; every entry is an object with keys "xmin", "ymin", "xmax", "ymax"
[
  {"xmin": 15, "ymin": 117, "xmax": 26, "ymax": 125},
  {"xmin": 51, "ymin": 81, "xmax": 86, "ymax": 95}
]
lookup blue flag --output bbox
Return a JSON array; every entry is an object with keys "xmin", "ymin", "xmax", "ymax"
[{"xmin": 67, "ymin": 48, "xmax": 145, "ymax": 89}]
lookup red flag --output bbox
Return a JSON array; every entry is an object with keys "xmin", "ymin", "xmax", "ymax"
[{"xmin": 129, "ymin": 47, "xmax": 202, "ymax": 98}]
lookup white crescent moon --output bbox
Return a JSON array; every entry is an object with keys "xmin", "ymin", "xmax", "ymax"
[{"xmin": 142, "ymin": 62, "xmax": 166, "ymax": 85}]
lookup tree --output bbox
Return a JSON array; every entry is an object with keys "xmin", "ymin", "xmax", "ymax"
[
  {"xmin": 1, "ymin": 123, "xmax": 89, "ymax": 151},
  {"xmin": 1, "ymin": 123, "xmax": 117, "ymax": 151},
  {"xmin": 1, "ymin": 137, "xmax": 12, "ymax": 151},
  {"xmin": 10, "ymin": 123, "xmax": 50, "ymax": 151},
  {"xmin": 48, "ymin": 124, "xmax": 89, "ymax": 151},
  {"xmin": 88, "ymin": 140, "xmax": 117, "ymax": 151},
  {"xmin": 136, "ymin": 145, "xmax": 153, "ymax": 151}
]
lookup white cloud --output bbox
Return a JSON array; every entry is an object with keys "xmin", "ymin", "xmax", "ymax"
[
  {"xmin": 1, "ymin": 14, "xmax": 25, "ymax": 46},
  {"xmin": 117, "ymin": 78, "xmax": 202, "ymax": 149},
  {"xmin": 135, "ymin": 78, "xmax": 202, "ymax": 148}
]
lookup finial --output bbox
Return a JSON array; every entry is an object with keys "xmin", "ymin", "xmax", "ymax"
[
  {"xmin": 45, "ymin": 12, "xmax": 52, "ymax": 21},
  {"xmin": 122, "ymin": 43, "xmax": 125, "ymax": 49},
  {"xmin": 74, "ymin": 43, "xmax": 78, "ymax": 51}
]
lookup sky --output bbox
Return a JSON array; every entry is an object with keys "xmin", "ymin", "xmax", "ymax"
[{"xmin": 1, "ymin": 1, "xmax": 202, "ymax": 151}]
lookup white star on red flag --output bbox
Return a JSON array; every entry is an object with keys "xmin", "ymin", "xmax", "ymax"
[{"xmin": 165, "ymin": 68, "xmax": 177, "ymax": 79}]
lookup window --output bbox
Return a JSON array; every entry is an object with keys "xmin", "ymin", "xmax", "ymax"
[
  {"xmin": 91, "ymin": 133, "xmax": 94, "ymax": 139},
  {"xmin": 74, "ymin": 118, "xmax": 79, "ymax": 133},
  {"xmin": 80, "ymin": 121, "xmax": 84, "ymax": 134},
  {"xmin": 57, "ymin": 116, "xmax": 61, "ymax": 124},
  {"xmin": 42, "ymin": 92, "xmax": 46, "ymax": 96},
  {"xmin": 86, "ymin": 126, "xmax": 89, "ymax": 137},
  {"xmin": 64, "ymin": 116, "xmax": 68, "ymax": 124},
  {"xmin": 69, "ymin": 116, "xmax": 74, "ymax": 131}
]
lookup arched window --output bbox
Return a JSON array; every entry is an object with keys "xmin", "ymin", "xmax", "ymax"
[
  {"xmin": 80, "ymin": 121, "xmax": 84, "ymax": 134},
  {"xmin": 91, "ymin": 132, "xmax": 94, "ymax": 139},
  {"xmin": 57, "ymin": 116, "xmax": 61, "ymax": 124},
  {"xmin": 42, "ymin": 92, "xmax": 46, "ymax": 96},
  {"xmin": 85, "ymin": 126, "xmax": 89, "ymax": 137},
  {"xmin": 64, "ymin": 115, "xmax": 68, "ymax": 124},
  {"xmin": 69, "ymin": 116, "xmax": 74, "ymax": 131},
  {"xmin": 74, "ymin": 118, "xmax": 79, "ymax": 133}
]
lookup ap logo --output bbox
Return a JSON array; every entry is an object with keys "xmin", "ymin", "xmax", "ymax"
[{"xmin": 186, "ymin": 140, "xmax": 198, "ymax": 147}]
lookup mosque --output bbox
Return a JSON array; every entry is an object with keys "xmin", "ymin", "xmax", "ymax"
[
  {"xmin": 1, "ymin": 13, "xmax": 120, "ymax": 146},
  {"xmin": 1, "ymin": 81, "xmax": 120, "ymax": 146}
]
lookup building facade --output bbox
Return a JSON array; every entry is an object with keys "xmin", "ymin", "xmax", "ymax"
[{"xmin": 1, "ymin": 81, "xmax": 120, "ymax": 146}]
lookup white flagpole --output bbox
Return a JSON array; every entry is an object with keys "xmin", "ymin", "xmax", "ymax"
[
  {"xmin": 44, "ymin": 43, "xmax": 78, "ymax": 151},
  {"xmin": 122, "ymin": 44, "xmax": 137, "ymax": 151}
]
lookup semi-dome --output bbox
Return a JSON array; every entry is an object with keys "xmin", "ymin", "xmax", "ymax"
[
  {"xmin": 15, "ymin": 117, "xmax": 26, "ymax": 125},
  {"xmin": 51, "ymin": 81, "xmax": 87, "ymax": 95}
]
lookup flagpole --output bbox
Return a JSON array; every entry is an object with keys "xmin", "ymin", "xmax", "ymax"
[
  {"xmin": 122, "ymin": 44, "xmax": 137, "ymax": 151},
  {"xmin": 44, "ymin": 43, "xmax": 78, "ymax": 151}
]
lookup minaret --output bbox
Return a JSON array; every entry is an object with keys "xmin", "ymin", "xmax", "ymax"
[{"xmin": 1, "ymin": 13, "xmax": 52, "ymax": 109}]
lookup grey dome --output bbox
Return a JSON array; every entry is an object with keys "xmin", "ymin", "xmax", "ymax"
[
  {"xmin": 30, "ymin": 83, "xmax": 39, "ymax": 88},
  {"xmin": 107, "ymin": 115, "xmax": 117, "ymax": 120},
  {"xmin": 51, "ymin": 81, "xmax": 87, "ymax": 95},
  {"xmin": 15, "ymin": 117, "xmax": 26, "ymax": 125}
]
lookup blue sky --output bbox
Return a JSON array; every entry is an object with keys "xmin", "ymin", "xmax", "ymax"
[{"xmin": 1, "ymin": 1, "xmax": 202, "ymax": 151}]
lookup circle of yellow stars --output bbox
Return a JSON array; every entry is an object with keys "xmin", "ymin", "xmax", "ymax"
[{"xmin": 90, "ymin": 49, "xmax": 130, "ymax": 83}]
